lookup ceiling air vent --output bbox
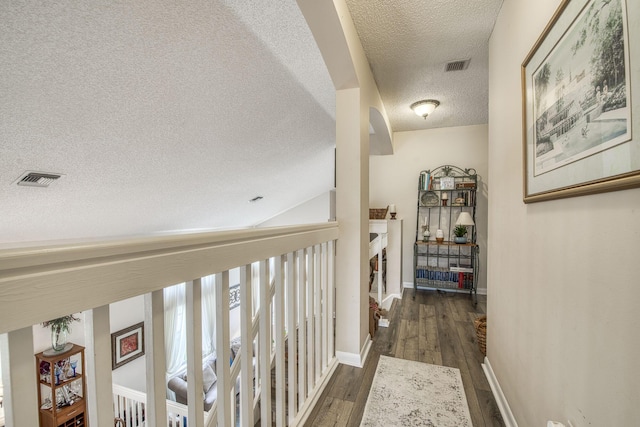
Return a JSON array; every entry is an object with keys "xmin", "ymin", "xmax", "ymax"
[
  {"xmin": 16, "ymin": 171, "xmax": 63, "ymax": 188},
  {"xmin": 445, "ymin": 59, "xmax": 470, "ymax": 72}
]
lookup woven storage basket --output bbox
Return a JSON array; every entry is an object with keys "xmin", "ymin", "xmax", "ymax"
[
  {"xmin": 474, "ymin": 315, "xmax": 487, "ymax": 356},
  {"xmin": 369, "ymin": 207, "xmax": 389, "ymax": 220}
]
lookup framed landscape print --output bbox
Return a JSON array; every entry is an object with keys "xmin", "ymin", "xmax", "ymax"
[
  {"xmin": 111, "ymin": 322, "xmax": 145, "ymax": 369},
  {"xmin": 522, "ymin": 0, "xmax": 640, "ymax": 202}
]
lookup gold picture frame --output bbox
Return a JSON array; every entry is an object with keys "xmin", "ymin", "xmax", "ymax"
[{"xmin": 522, "ymin": 0, "xmax": 639, "ymax": 203}]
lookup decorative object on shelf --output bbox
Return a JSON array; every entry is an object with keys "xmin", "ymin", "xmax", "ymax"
[
  {"xmin": 388, "ymin": 204, "xmax": 397, "ymax": 220},
  {"xmin": 435, "ymin": 229, "xmax": 444, "ymax": 243},
  {"xmin": 420, "ymin": 191, "xmax": 439, "ymax": 207},
  {"xmin": 453, "ymin": 225, "xmax": 468, "ymax": 244},
  {"xmin": 455, "ymin": 211, "xmax": 475, "ymax": 242},
  {"xmin": 422, "ymin": 226, "xmax": 431, "ymax": 242},
  {"xmin": 70, "ymin": 359, "xmax": 78, "ymax": 377},
  {"xmin": 453, "ymin": 191, "xmax": 466, "ymax": 206},
  {"xmin": 410, "ymin": 99, "xmax": 439, "ymax": 119},
  {"xmin": 111, "ymin": 322, "xmax": 145, "ymax": 370},
  {"xmin": 441, "ymin": 192, "xmax": 448, "ymax": 206},
  {"xmin": 522, "ymin": 0, "xmax": 638, "ymax": 203},
  {"xmin": 440, "ymin": 176, "xmax": 455, "ymax": 190},
  {"xmin": 42, "ymin": 314, "xmax": 80, "ymax": 353}
]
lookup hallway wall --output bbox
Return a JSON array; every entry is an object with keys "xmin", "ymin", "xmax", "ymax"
[{"xmin": 488, "ymin": 0, "xmax": 640, "ymax": 425}]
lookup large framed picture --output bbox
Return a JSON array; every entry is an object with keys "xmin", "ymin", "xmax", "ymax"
[
  {"xmin": 522, "ymin": 0, "xmax": 639, "ymax": 202},
  {"xmin": 111, "ymin": 322, "xmax": 144, "ymax": 369}
]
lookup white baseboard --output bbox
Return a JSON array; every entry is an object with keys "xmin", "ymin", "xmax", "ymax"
[
  {"xmin": 336, "ymin": 335, "xmax": 372, "ymax": 368},
  {"xmin": 482, "ymin": 356, "xmax": 517, "ymax": 427},
  {"xmin": 380, "ymin": 293, "xmax": 401, "ymax": 310},
  {"xmin": 402, "ymin": 281, "xmax": 487, "ymax": 295}
]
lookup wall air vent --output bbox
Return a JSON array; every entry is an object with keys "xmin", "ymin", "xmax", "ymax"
[
  {"xmin": 445, "ymin": 59, "xmax": 470, "ymax": 72},
  {"xmin": 16, "ymin": 171, "xmax": 63, "ymax": 188}
]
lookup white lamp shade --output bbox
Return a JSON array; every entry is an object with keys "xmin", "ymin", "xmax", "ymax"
[
  {"xmin": 455, "ymin": 211, "xmax": 475, "ymax": 226},
  {"xmin": 410, "ymin": 100, "xmax": 439, "ymax": 118}
]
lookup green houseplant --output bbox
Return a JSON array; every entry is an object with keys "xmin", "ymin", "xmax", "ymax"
[
  {"xmin": 453, "ymin": 225, "xmax": 468, "ymax": 244},
  {"xmin": 42, "ymin": 314, "xmax": 80, "ymax": 352}
]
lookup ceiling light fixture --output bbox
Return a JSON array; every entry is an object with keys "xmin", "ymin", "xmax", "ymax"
[{"xmin": 410, "ymin": 100, "xmax": 440, "ymax": 119}]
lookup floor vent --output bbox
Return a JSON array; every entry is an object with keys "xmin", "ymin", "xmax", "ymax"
[
  {"xmin": 445, "ymin": 59, "xmax": 470, "ymax": 72},
  {"xmin": 16, "ymin": 172, "xmax": 63, "ymax": 188}
]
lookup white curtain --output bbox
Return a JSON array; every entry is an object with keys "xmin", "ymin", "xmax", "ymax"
[
  {"xmin": 164, "ymin": 283, "xmax": 187, "ymax": 384},
  {"xmin": 164, "ymin": 277, "xmax": 217, "ymax": 384},
  {"xmin": 201, "ymin": 274, "xmax": 216, "ymax": 358}
]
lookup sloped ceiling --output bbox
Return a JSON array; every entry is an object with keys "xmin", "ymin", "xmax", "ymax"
[{"xmin": 0, "ymin": 0, "xmax": 336, "ymax": 244}]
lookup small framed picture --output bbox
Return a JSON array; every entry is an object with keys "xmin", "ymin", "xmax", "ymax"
[
  {"xmin": 111, "ymin": 322, "xmax": 144, "ymax": 369},
  {"xmin": 440, "ymin": 176, "xmax": 455, "ymax": 190}
]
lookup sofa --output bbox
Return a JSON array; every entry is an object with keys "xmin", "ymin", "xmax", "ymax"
[
  {"xmin": 167, "ymin": 354, "xmax": 219, "ymax": 411},
  {"xmin": 167, "ymin": 337, "xmax": 245, "ymax": 412}
]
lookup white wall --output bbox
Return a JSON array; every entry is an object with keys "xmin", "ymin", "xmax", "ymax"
[
  {"xmin": 369, "ymin": 124, "xmax": 489, "ymax": 292},
  {"xmin": 257, "ymin": 191, "xmax": 334, "ymax": 227},
  {"xmin": 110, "ymin": 296, "xmax": 145, "ymax": 392},
  {"xmin": 488, "ymin": 0, "xmax": 640, "ymax": 425}
]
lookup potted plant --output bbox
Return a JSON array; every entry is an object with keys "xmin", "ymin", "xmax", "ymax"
[
  {"xmin": 42, "ymin": 314, "xmax": 80, "ymax": 352},
  {"xmin": 453, "ymin": 225, "xmax": 468, "ymax": 244}
]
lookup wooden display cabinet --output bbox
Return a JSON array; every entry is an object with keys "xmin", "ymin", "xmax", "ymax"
[{"xmin": 35, "ymin": 344, "xmax": 86, "ymax": 427}]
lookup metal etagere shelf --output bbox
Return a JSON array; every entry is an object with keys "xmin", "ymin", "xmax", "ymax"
[{"xmin": 413, "ymin": 165, "xmax": 478, "ymax": 303}]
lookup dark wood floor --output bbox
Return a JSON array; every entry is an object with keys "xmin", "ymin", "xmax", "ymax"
[{"xmin": 304, "ymin": 289, "xmax": 504, "ymax": 426}]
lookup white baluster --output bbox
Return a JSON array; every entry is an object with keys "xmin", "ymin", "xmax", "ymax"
[
  {"xmin": 274, "ymin": 255, "xmax": 286, "ymax": 427},
  {"xmin": 258, "ymin": 260, "xmax": 272, "ymax": 426},
  {"xmin": 215, "ymin": 271, "xmax": 232, "ymax": 426},
  {"xmin": 286, "ymin": 251, "xmax": 297, "ymax": 423},
  {"xmin": 0, "ymin": 328, "xmax": 39, "ymax": 426},
  {"xmin": 296, "ymin": 248, "xmax": 307, "ymax": 409},
  {"xmin": 306, "ymin": 246, "xmax": 315, "ymax": 392},
  {"xmin": 314, "ymin": 244, "xmax": 322, "ymax": 382},
  {"xmin": 239, "ymin": 264, "xmax": 254, "ymax": 426},
  {"xmin": 144, "ymin": 289, "xmax": 167, "ymax": 426},
  {"xmin": 84, "ymin": 305, "xmax": 113, "ymax": 426}
]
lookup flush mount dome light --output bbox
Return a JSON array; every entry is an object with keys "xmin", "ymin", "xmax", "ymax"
[{"xmin": 410, "ymin": 99, "xmax": 440, "ymax": 119}]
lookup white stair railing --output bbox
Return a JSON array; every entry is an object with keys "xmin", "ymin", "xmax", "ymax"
[
  {"xmin": 112, "ymin": 384, "xmax": 190, "ymax": 427},
  {"xmin": 0, "ymin": 223, "xmax": 338, "ymax": 427}
]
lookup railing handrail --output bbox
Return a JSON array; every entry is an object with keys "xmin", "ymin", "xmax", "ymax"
[
  {"xmin": 0, "ymin": 222, "xmax": 338, "ymax": 269},
  {"xmin": 112, "ymin": 383, "xmax": 147, "ymax": 403},
  {"xmin": 0, "ymin": 222, "xmax": 338, "ymax": 334}
]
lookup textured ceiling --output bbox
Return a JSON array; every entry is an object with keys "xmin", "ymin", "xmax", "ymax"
[
  {"xmin": 1, "ymin": 0, "xmax": 503, "ymax": 245},
  {"xmin": 345, "ymin": 0, "xmax": 504, "ymax": 132},
  {"xmin": 0, "ymin": 0, "xmax": 335, "ymax": 244}
]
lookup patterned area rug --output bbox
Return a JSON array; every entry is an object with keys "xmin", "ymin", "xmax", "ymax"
[{"xmin": 360, "ymin": 356, "xmax": 472, "ymax": 426}]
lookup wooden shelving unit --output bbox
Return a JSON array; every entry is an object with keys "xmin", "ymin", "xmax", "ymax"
[{"xmin": 35, "ymin": 344, "xmax": 86, "ymax": 427}]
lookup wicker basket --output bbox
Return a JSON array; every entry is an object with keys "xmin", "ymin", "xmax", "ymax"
[
  {"xmin": 474, "ymin": 315, "xmax": 487, "ymax": 356},
  {"xmin": 369, "ymin": 207, "xmax": 389, "ymax": 220}
]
